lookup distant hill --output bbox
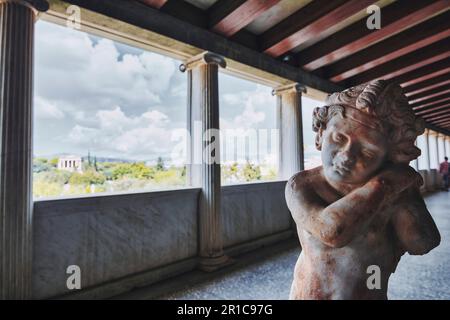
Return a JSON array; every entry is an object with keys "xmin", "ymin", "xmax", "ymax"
[{"xmin": 33, "ymin": 153, "xmax": 171, "ymax": 165}]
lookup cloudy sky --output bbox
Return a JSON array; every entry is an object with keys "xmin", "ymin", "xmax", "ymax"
[{"xmin": 34, "ymin": 21, "xmax": 321, "ymax": 165}]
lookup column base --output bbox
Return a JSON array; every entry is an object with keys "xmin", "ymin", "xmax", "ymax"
[{"xmin": 199, "ymin": 254, "xmax": 234, "ymax": 272}]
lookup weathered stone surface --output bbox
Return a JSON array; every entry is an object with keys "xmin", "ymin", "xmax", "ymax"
[
  {"xmin": 221, "ymin": 181, "xmax": 292, "ymax": 248},
  {"xmin": 32, "ymin": 189, "xmax": 199, "ymax": 299},
  {"xmin": 286, "ymin": 80, "xmax": 441, "ymax": 300}
]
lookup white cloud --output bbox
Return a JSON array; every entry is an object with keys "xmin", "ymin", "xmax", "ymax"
[
  {"xmin": 35, "ymin": 96, "xmax": 65, "ymax": 119},
  {"xmin": 220, "ymin": 85, "xmax": 273, "ymax": 129},
  {"xmin": 35, "ymin": 22, "xmax": 179, "ymax": 112},
  {"xmin": 66, "ymin": 106, "xmax": 174, "ymax": 159}
]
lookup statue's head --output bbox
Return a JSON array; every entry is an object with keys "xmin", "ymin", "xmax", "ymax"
[{"xmin": 313, "ymin": 80, "xmax": 424, "ymax": 185}]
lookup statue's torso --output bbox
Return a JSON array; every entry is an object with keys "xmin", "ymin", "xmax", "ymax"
[{"xmin": 291, "ymin": 205, "xmax": 404, "ymax": 300}]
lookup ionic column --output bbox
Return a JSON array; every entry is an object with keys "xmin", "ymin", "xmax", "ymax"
[
  {"xmin": 0, "ymin": 0, "xmax": 48, "ymax": 299},
  {"xmin": 424, "ymin": 129, "xmax": 431, "ymax": 171},
  {"xmin": 443, "ymin": 135, "xmax": 447, "ymax": 157},
  {"xmin": 180, "ymin": 52, "xmax": 230, "ymax": 272},
  {"xmin": 437, "ymin": 133, "xmax": 445, "ymax": 162},
  {"xmin": 273, "ymin": 83, "xmax": 306, "ymax": 180},
  {"xmin": 413, "ymin": 139, "xmax": 419, "ymax": 170},
  {"xmin": 433, "ymin": 131, "xmax": 440, "ymax": 169},
  {"xmin": 444, "ymin": 136, "xmax": 450, "ymax": 158}
]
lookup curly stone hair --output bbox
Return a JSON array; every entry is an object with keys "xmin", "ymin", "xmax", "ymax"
[{"xmin": 312, "ymin": 80, "xmax": 425, "ymax": 164}]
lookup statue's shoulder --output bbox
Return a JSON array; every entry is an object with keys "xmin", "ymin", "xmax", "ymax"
[{"xmin": 286, "ymin": 166, "xmax": 323, "ymax": 194}]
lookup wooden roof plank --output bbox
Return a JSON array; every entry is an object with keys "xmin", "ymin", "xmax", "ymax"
[
  {"xmin": 300, "ymin": 0, "xmax": 448, "ymax": 71},
  {"xmin": 261, "ymin": 0, "xmax": 374, "ymax": 57},
  {"xmin": 421, "ymin": 108, "xmax": 450, "ymax": 119},
  {"xmin": 388, "ymin": 57, "xmax": 450, "ymax": 86},
  {"xmin": 209, "ymin": 0, "xmax": 282, "ymax": 37},
  {"xmin": 138, "ymin": 0, "xmax": 168, "ymax": 9},
  {"xmin": 343, "ymin": 38, "xmax": 450, "ymax": 86},
  {"xmin": 407, "ymin": 81, "xmax": 450, "ymax": 100},
  {"xmin": 412, "ymin": 95, "xmax": 450, "ymax": 111},
  {"xmin": 409, "ymin": 84, "xmax": 450, "ymax": 104},
  {"xmin": 403, "ymin": 73, "xmax": 450, "ymax": 95},
  {"xmin": 415, "ymin": 103, "xmax": 450, "ymax": 116},
  {"xmin": 318, "ymin": 12, "xmax": 450, "ymax": 82}
]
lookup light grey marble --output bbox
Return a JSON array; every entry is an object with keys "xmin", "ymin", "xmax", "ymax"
[
  {"xmin": 221, "ymin": 181, "xmax": 291, "ymax": 248},
  {"xmin": 32, "ymin": 189, "xmax": 199, "ymax": 299}
]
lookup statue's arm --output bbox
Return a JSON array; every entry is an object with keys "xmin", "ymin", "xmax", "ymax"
[
  {"xmin": 391, "ymin": 187, "xmax": 441, "ymax": 255},
  {"xmin": 286, "ymin": 173, "xmax": 388, "ymax": 248},
  {"xmin": 286, "ymin": 165, "xmax": 421, "ymax": 248}
]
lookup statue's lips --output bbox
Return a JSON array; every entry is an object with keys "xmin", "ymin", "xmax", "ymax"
[{"xmin": 333, "ymin": 165, "xmax": 351, "ymax": 175}]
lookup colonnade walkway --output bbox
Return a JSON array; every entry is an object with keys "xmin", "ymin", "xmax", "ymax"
[{"xmin": 159, "ymin": 191, "xmax": 450, "ymax": 300}]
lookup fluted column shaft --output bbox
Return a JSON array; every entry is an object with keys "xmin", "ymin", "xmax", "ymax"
[
  {"xmin": 434, "ymin": 131, "xmax": 440, "ymax": 168},
  {"xmin": 424, "ymin": 129, "xmax": 431, "ymax": 171},
  {"xmin": 181, "ymin": 52, "xmax": 229, "ymax": 272},
  {"xmin": 437, "ymin": 133, "xmax": 445, "ymax": 162},
  {"xmin": 444, "ymin": 136, "xmax": 450, "ymax": 158},
  {"xmin": 273, "ymin": 83, "xmax": 306, "ymax": 180},
  {"xmin": 0, "ymin": 0, "xmax": 48, "ymax": 299}
]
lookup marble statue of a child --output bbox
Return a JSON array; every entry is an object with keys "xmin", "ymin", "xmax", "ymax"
[{"xmin": 286, "ymin": 80, "xmax": 441, "ymax": 300}]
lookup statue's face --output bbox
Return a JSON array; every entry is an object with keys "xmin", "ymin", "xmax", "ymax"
[{"xmin": 321, "ymin": 114, "xmax": 387, "ymax": 185}]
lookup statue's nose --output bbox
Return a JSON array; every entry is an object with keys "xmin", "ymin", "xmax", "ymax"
[{"xmin": 337, "ymin": 151, "xmax": 356, "ymax": 168}]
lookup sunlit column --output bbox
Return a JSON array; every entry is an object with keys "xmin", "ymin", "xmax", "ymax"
[
  {"xmin": 180, "ymin": 52, "xmax": 230, "ymax": 272},
  {"xmin": 437, "ymin": 133, "xmax": 446, "ymax": 163},
  {"xmin": 445, "ymin": 136, "xmax": 450, "ymax": 158},
  {"xmin": 424, "ymin": 129, "xmax": 431, "ymax": 170},
  {"xmin": 0, "ymin": 0, "xmax": 49, "ymax": 299},
  {"xmin": 434, "ymin": 131, "xmax": 440, "ymax": 169},
  {"xmin": 412, "ymin": 139, "xmax": 419, "ymax": 170},
  {"xmin": 273, "ymin": 83, "xmax": 306, "ymax": 180}
]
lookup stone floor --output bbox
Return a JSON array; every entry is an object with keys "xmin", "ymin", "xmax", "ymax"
[{"xmin": 162, "ymin": 191, "xmax": 450, "ymax": 300}]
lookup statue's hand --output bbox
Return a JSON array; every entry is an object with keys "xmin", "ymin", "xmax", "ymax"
[{"xmin": 374, "ymin": 164, "xmax": 422, "ymax": 195}]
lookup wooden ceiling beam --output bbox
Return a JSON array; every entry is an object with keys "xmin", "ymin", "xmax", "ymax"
[
  {"xmin": 388, "ymin": 57, "xmax": 450, "ymax": 86},
  {"xmin": 261, "ymin": 0, "xmax": 374, "ymax": 57},
  {"xmin": 138, "ymin": 0, "xmax": 168, "ymax": 9},
  {"xmin": 411, "ymin": 92, "xmax": 450, "ymax": 109},
  {"xmin": 428, "ymin": 115, "xmax": 450, "ymax": 124},
  {"xmin": 425, "ymin": 122, "xmax": 450, "ymax": 135},
  {"xmin": 209, "ymin": 0, "xmax": 282, "ymax": 37},
  {"xmin": 421, "ymin": 108, "xmax": 450, "ymax": 119},
  {"xmin": 318, "ymin": 12, "xmax": 450, "ymax": 82},
  {"xmin": 432, "ymin": 118, "xmax": 450, "ymax": 125},
  {"xmin": 299, "ymin": 0, "xmax": 448, "ymax": 71},
  {"xmin": 403, "ymin": 72, "xmax": 450, "ymax": 94},
  {"xmin": 415, "ymin": 103, "xmax": 450, "ymax": 116},
  {"xmin": 343, "ymin": 38, "xmax": 450, "ymax": 87},
  {"xmin": 413, "ymin": 96, "xmax": 450, "ymax": 111},
  {"xmin": 401, "ymin": 67, "xmax": 450, "ymax": 88},
  {"xmin": 408, "ymin": 82, "xmax": 450, "ymax": 101},
  {"xmin": 439, "ymin": 122, "xmax": 450, "ymax": 128}
]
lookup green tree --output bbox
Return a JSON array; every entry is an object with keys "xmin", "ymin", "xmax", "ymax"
[
  {"xmin": 69, "ymin": 170, "xmax": 106, "ymax": 185},
  {"xmin": 156, "ymin": 157, "xmax": 165, "ymax": 171},
  {"xmin": 49, "ymin": 158, "xmax": 59, "ymax": 167},
  {"xmin": 33, "ymin": 158, "xmax": 52, "ymax": 173},
  {"xmin": 112, "ymin": 162, "xmax": 154, "ymax": 180}
]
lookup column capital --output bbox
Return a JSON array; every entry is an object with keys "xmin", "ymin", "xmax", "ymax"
[
  {"xmin": 429, "ymin": 130, "xmax": 439, "ymax": 137},
  {"xmin": 0, "ymin": 0, "xmax": 49, "ymax": 14},
  {"xmin": 272, "ymin": 83, "xmax": 306, "ymax": 96},
  {"xmin": 179, "ymin": 52, "xmax": 226, "ymax": 72}
]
